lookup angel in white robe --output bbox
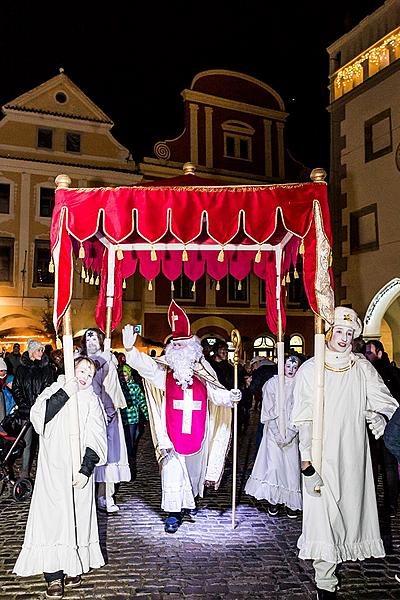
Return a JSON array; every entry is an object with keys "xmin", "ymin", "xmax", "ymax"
[
  {"xmin": 13, "ymin": 357, "xmax": 107, "ymax": 598},
  {"xmin": 245, "ymin": 355, "xmax": 302, "ymax": 515}
]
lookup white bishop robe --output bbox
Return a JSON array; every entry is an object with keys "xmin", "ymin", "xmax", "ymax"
[
  {"xmin": 13, "ymin": 377, "xmax": 107, "ymax": 577},
  {"xmin": 125, "ymin": 347, "xmax": 233, "ymax": 512},
  {"xmin": 292, "ymin": 348, "xmax": 398, "ymax": 564}
]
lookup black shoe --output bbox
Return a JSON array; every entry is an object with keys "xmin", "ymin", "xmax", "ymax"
[
  {"xmin": 268, "ymin": 504, "xmax": 279, "ymax": 516},
  {"xmin": 286, "ymin": 507, "xmax": 298, "ymax": 519},
  {"xmin": 164, "ymin": 513, "xmax": 182, "ymax": 534},
  {"xmin": 316, "ymin": 588, "xmax": 337, "ymax": 599}
]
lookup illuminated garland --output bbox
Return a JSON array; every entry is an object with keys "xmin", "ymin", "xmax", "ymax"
[{"xmin": 335, "ymin": 28, "xmax": 400, "ymax": 88}]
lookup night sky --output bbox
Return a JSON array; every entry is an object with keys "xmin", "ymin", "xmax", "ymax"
[{"xmin": 0, "ymin": 2, "xmax": 385, "ymax": 173}]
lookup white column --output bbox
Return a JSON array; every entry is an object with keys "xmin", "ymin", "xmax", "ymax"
[
  {"xmin": 205, "ymin": 106, "xmax": 213, "ymax": 168},
  {"xmin": 18, "ymin": 172, "xmax": 31, "ymax": 299},
  {"xmin": 276, "ymin": 122, "xmax": 285, "ymax": 179},
  {"xmin": 263, "ymin": 119, "xmax": 273, "ymax": 177},
  {"xmin": 189, "ymin": 103, "xmax": 199, "ymax": 166}
]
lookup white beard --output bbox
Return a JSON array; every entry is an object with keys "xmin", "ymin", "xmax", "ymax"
[{"xmin": 164, "ymin": 336, "xmax": 203, "ymax": 390}]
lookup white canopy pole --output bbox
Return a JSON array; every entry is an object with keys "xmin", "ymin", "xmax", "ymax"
[
  {"xmin": 54, "ymin": 174, "xmax": 81, "ymax": 478},
  {"xmin": 312, "ymin": 316, "xmax": 325, "ymax": 474},
  {"xmin": 275, "ymin": 246, "xmax": 285, "ymax": 437},
  {"xmin": 104, "ymin": 246, "xmax": 116, "ymax": 351}
]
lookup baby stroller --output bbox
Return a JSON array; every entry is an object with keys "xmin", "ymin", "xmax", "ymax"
[{"xmin": 0, "ymin": 411, "xmax": 33, "ymax": 501}]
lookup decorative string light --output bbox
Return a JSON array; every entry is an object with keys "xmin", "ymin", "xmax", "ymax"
[{"xmin": 335, "ymin": 28, "xmax": 400, "ymax": 89}]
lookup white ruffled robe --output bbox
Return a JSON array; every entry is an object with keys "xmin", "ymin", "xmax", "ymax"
[
  {"xmin": 13, "ymin": 378, "xmax": 107, "ymax": 577},
  {"xmin": 245, "ymin": 375, "xmax": 302, "ymax": 510},
  {"xmin": 86, "ymin": 350, "xmax": 130, "ymax": 484},
  {"xmin": 292, "ymin": 348, "xmax": 399, "ymax": 564}
]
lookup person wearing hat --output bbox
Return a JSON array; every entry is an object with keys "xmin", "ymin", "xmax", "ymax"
[
  {"xmin": 122, "ymin": 300, "xmax": 241, "ymax": 533},
  {"xmin": 291, "ymin": 307, "xmax": 398, "ymax": 599},
  {"xmin": 118, "ymin": 363, "xmax": 149, "ymax": 481},
  {"xmin": 13, "ymin": 339, "xmax": 55, "ymax": 479},
  {"xmin": 5, "ymin": 342, "xmax": 21, "ymax": 375}
]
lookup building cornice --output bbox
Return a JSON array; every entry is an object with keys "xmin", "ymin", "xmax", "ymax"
[{"xmin": 181, "ymin": 90, "xmax": 288, "ymax": 121}]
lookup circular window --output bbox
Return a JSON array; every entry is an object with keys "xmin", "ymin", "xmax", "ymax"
[{"xmin": 55, "ymin": 92, "xmax": 67, "ymax": 104}]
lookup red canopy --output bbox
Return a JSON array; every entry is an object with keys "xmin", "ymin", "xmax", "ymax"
[{"xmin": 50, "ymin": 178, "xmax": 334, "ymax": 335}]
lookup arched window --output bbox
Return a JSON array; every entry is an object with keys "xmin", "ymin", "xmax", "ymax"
[
  {"xmin": 253, "ymin": 335, "xmax": 276, "ymax": 360},
  {"xmin": 289, "ymin": 334, "xmax": 304, "ymax": 355}
]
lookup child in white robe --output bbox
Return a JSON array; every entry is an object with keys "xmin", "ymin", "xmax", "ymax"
[
  {"xmin": 245, "ymin": 354, "xmax": 302, "ymax": 517},
  {"xmin": 13, "ymin": 357, "xmax": 107, "ymax": 599}
]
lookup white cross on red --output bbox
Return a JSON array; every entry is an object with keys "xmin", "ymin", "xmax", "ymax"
[{"xmin": 173, "ymin": 389, "xmax": 202, "ymax": 434}]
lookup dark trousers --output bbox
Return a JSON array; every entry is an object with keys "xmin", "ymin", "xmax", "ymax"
[
  {"xmin": 44, "ymin": 570, "xmax": 63, "ymax": 583},
  {"xmin": 123, "ymin": 423, "xmax": 139, "ymax": 475},
  {"xmin": 369, "ymin": 429, "xmax": 399, "ymax": 510}
]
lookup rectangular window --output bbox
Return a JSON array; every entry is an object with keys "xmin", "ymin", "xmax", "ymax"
[
  {"xmin": 37, "ymin": 128, "xmax": 53, "ymax": 149},
  {"xmin": 0, "ymin": 237, "xmax": 13, "ymax": 282},
  {"xmin": 228, "ymin": 275, "xmax": 248, "ymax": 303},
  {"xmin": 224, "ymin": 134, "xmax": 251, "ymax": 160},
  {"xmin": 350, "ymin": 204, "xmax": 379, "ymax": 253},
  {"xmin": 39, "ymin": 187, "xmax": 55, "ymax": 218},
  {"xmin": 174, "ymin": 274, "xmax": 194, "ymax": 301},
  {"xmin": 0, "ymin": 183, "xmax": 10, "ymax": 214},
  {"xmin": 365, "ymin": 109, "xmax": 392, "ymax": 162},
  {"xmin": 33, "ymin": 241, "xmax": 54, "ymax": 287},
  {"xmin": 66, "ymin": 132, "xmax": 81, "ymax": 153}
]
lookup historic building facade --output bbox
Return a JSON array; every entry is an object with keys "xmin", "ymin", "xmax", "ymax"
[
  {"xmin": 138, "ymin": 70, "xmax": 314, "ymax": 359},
  {"xmin": 328, "ymin": 0, "xmax": 400, "ymax": 362},
  {"xmin": 0, "ymin": 70, "xmax": 140, "ymax": 349},
  {"xmin": 0, "ymin": 68, "xmax": 316, "ymax": 358}
]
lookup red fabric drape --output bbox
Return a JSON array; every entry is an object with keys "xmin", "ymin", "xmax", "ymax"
[{"xmin": 51, "ymin": 182, "xmax": 333, "ymax": 333}]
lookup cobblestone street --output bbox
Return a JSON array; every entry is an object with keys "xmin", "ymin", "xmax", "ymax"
[{"xmin": 2, "ymin": 410, "xmax": 400, "ymax": 600}]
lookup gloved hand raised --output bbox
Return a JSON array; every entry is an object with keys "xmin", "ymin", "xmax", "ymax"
[
  {"xmin": 364, "ymin": 410, "xmax": 386, "ymax": 439},
  {"xmin": 64, "ymin": 377, "xmax": 79, "ymax": 398},
  {"xmin": 122, "ymin": 324, "xmax": 137, "ymax": 351},
  {"xmin": 302, "ymin": 467, "xmax": 324, "ymax": 497},
  {"xmin": 230, "ymin": 389, "xmax": 242, "ymax": 403},
  {"xmin": 72, "ymin": 472, "xmax": 89, "ymax": 489}
]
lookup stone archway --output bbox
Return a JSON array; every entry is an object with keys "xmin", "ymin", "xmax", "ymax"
[
  {"xmin": 191, "ymin": 316, "xmax": 235, "ymax": 339},
  {"xmin": 363, "ymin": 278, "xmax": 400, "ymax": 362}
]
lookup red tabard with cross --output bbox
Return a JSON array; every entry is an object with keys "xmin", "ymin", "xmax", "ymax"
[{"xmin": 165, "ymin": 371, "xmax": 208, "ymax": 455}]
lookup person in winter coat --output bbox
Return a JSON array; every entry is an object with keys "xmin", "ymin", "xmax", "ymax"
[
  {"xmin": 13, "ymin": 339, "xmax": 55, "ymax": 479},
  {"xmin": 118, "ymin": 364, "xmax": 149, "ymax": 480}
]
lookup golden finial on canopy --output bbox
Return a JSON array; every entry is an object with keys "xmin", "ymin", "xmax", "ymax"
[
  {"xmin": 183, "ymin": 162, "xmax": 196, "ymax": 175},
  {"xmin": 310, "ymin": 168, "xmax": 327, "ymax": 182}
]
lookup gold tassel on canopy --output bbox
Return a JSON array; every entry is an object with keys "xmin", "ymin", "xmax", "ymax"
[
  {"xmin": 182, "ymin": 247, "xmax": 188, "ymax": 262},
  {"xmin": 48, "ymin": 257, "xmax": 54, "ymax": 273},
  {"xmin": 117, "ymin": 246, "xmax": 124, "ymax": 260},
  {"xmin": 151, "ymin": 246, "xmax": 157, "ymax": 261},
  {"xmin": 299, "ymin": 239, "xmax": 305, "ymax": 255},
  {"xmin": 255, "ymin": 247, "xmax": 262, "ymax": 263},
  {"xmin": 217, "ymin": 247, "xmax": 225, "ymax": 262},
  {"xmin": 122, "ymin": 279, "xmax": 127, "ymax": 289},
  {"xmin": 81, "ymin": 265, "xmax": 86, "ymax": 279},
  {"xmin": 216, "ymin": 281, "xmax": 221, "ymax": 291},
  {"xmin": 191, "ymin": 281, "xmax": 196, "ymax": 292},
  {"xmin": 79, "ymin": 243, "xmax": 85, "ymax": 259},
  {"xmin": 148, "ymin": 280, "xmax": 153, "ymax": 291},
  {"xmin": 95, "ymin": 275, "xmax": 100, "ymax": 286}
]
